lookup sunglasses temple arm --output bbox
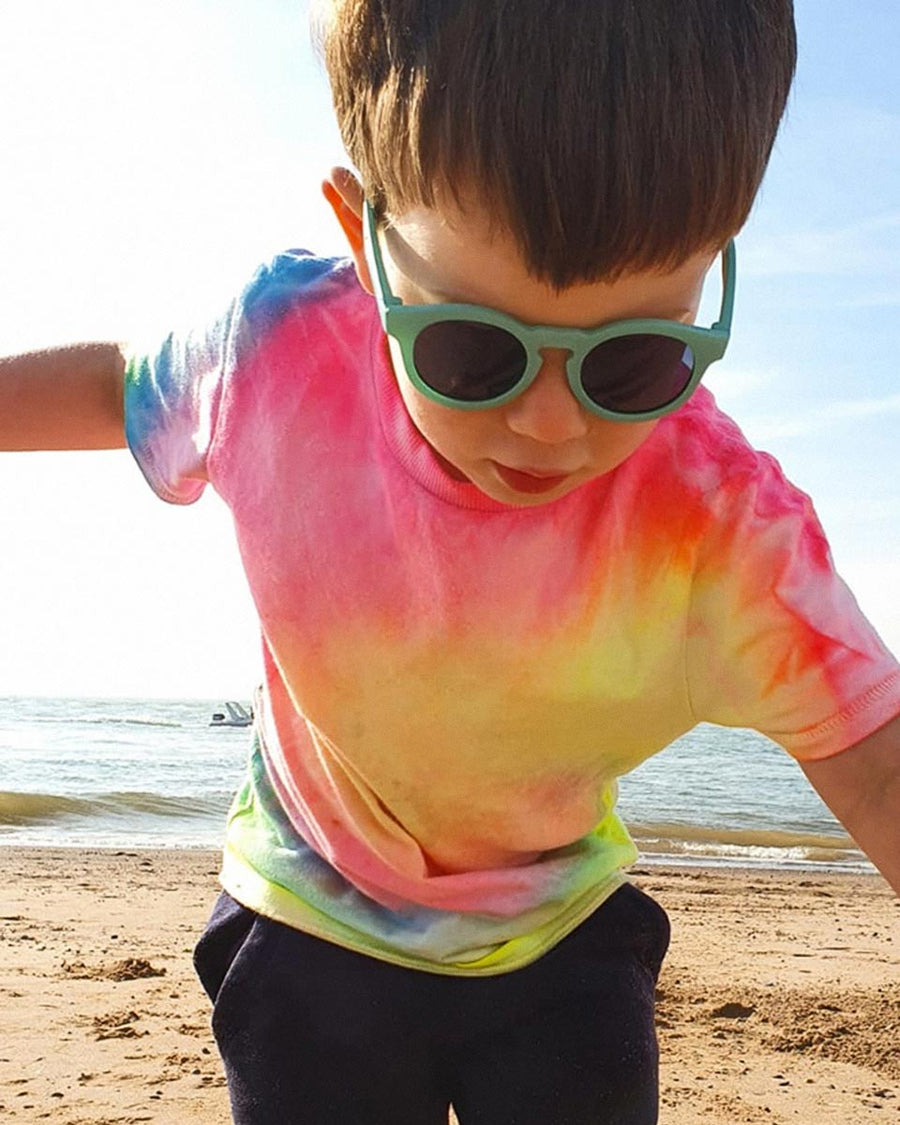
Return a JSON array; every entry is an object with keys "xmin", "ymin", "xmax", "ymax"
[
  {"xmin": 712, "ymin": 241, "xmax": 737, "ymax": 335},
  {"xmin": 363, "ymin": 201, "xmax": 403, "ymax": 315}
]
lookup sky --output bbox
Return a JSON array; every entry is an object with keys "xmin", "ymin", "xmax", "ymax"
[{"xmin": 0, "ymin": 0, "xmax": 897, "ymax": 698}]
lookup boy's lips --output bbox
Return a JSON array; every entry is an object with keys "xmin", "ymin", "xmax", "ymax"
[{"xmin": 491, "ymin": 461, "xmax": 575, "ymax": 494}]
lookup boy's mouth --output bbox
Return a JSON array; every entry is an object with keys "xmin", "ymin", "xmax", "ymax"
[{"xmin": 491, "ymin": 462, "xmax": 573, "ymax": 495}]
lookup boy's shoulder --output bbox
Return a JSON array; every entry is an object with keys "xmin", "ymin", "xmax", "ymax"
[
  {"xmin": 239, "ymin": 250, "xmax": 363, "ymax": 333},
  {"xmin": 664, "ymin": 386, "xmax": 757, "ymax": 466},
  {"xmin": 647, "ymin": 387, "xmax": 811, "ymax": 525}
]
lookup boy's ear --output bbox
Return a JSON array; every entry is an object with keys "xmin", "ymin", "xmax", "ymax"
[{"xmin": 322, "ymin": 168, "xmax": 373, "ymax": 294}]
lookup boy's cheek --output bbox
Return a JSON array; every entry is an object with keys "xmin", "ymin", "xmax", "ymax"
[{"xmin": 386, "ymin": 338, "xmax": 473, "ymax": 478}]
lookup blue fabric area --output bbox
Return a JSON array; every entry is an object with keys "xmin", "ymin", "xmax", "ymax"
[{"xmin": 241, "ymin": 252, "xmax": 352, "ymax": 334}]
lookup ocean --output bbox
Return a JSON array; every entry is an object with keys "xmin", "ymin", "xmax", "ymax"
[{"xmin": 0, "ymin": 696, "xmax": 870, "ymax": 872}]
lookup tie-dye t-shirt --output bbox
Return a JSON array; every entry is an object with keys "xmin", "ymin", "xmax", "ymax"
[{"xmin": 124, "ymin": 252, "xmax": 900, "ymax": 975}]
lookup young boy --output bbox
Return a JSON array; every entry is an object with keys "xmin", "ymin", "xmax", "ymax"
[{"xmin": 3, "ymin": 1, "xmax": 899, "ymax": 1123}]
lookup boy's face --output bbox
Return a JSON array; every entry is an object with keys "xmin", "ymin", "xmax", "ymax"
[{"xmin": 327, "ymin": 174, "xmax": 716, "ymax": 507}]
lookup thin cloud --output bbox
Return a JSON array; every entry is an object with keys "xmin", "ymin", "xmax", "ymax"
[
  {"xmin": 742, "ymin": 391, "xmax": 900, "ymax": 440},
  {"xmin": 841, "ymin": 290, "xmax": 900, "ymax": 309},
  {"xmin": 704, "ymin": 365, "xmax": 780, "ymax": 400},
  {"xmin": 742, "ymin": 213, "xmax": 900, "ymax": 279}
]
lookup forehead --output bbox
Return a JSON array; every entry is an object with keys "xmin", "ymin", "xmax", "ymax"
[{"xmin": 382, "ymin": 202, "xmax": 717, "ymax": 327}]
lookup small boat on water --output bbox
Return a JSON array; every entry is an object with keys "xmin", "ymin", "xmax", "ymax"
[{"xmin": 210, "ymin": 701, "xmax": 254, "ymax": 728}]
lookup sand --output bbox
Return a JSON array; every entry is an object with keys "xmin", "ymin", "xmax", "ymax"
[{"xmin": 0, "ymin": 848, "xmax": 897, "ymax": 1124}]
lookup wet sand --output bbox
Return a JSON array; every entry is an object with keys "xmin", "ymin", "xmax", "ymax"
[{"xmin": 0, "ymin": 848, "xmax": 897, "ymax": 1124}]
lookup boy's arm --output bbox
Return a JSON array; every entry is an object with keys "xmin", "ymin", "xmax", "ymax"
[
  {"xmin": 800, "ymin": 712, "xmax": 900, "ymax": 895},
  {"xmin": 0, "ymin": 343, "xmax": 127, "ymax": 450}
]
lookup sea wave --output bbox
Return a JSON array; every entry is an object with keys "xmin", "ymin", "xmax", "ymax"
[
  {"xmin": 629, "ymin": 820, "xmax": 864, "ymax": 866},
  {"xmin": 8, "ymin": 713, "xmax": 185, "ymax": 729},
  {"xmin": 78, "ymin": 717, "xmax": 185, "ymax": 729},
  {"xmin": 0, "ymin": 789, "xmax": 229, "ymax": 826}
]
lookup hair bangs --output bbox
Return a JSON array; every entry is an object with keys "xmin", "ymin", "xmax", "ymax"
[{"xmin": 321, "ymin": 0, "xmax": 796, "ymax": 285}]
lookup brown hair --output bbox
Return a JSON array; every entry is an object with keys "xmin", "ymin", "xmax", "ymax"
[{"xmin": 317, "ymin": 0, "xmax": 796, "ymax": 286}]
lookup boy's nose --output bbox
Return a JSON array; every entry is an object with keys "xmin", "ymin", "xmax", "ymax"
[{"xmin": 503, "ymin": 348, "xmax": 589, "ymax": 443}]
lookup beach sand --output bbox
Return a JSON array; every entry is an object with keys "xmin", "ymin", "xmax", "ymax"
[{"xmin": 1, "ymin": 848, "xmax": 897, "ymax": 1124}]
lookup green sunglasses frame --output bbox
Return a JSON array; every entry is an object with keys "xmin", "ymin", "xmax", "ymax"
[{"xmin": 363, "ymin": 200, "xmax": 736, "ymax": 422}]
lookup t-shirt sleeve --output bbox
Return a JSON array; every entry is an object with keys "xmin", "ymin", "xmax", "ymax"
[
  {"xmin": 123, "ymin": 296, "xmax": 240, "ymax": 505},
  {"xmin": 685, "ymin": 453, "xmax": 900, "ymax": 761},
  {"xmin": 123, "ymin": 252, "xmax": 354, "ymax": 505}
]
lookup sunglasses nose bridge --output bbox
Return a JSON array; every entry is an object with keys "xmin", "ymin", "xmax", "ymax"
[
  {"xmin": 536, "ymin": 342, "xmax": 575, "ymax": 360},
  {"xmin": 534, "ymin": 343, "xmax": 577, "ymax": 383},
  {"xmin": 528, "ymin": 317, "xmax": 581, "ymax": 368},
  {"xmin": 532, "ymin": 342, "xmax": 581, "ymax": 397}
]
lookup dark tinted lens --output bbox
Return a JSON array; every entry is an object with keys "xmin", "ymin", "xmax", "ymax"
[
  {"xmin": 581, "ymin": 334, "xmax": 695, "ymax": 414},
  {"xmin": 412, "ymin": 321, "xmax": 527, "ymax": 402}
]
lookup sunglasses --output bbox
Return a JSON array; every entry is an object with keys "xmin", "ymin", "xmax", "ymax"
[{"xmin": 363, "ymin": 200, "xmax": 736, "ymax": 422}]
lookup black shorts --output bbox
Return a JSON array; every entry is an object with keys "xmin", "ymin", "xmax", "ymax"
[{"xmin": 194, "ymin": 881, "xmax": 670, "ymax": 1125}]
